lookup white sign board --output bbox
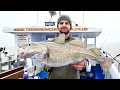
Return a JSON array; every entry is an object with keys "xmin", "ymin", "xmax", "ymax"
[{"xmin": 15, "ymin": 33, "xmax": 31, "ymax": 46}]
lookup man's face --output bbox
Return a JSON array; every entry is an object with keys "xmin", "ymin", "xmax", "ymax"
[{"xmin": 58, "ymin": 20, "xmax": 71, "ymax": 34}]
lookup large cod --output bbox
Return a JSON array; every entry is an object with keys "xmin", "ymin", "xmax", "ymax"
[{"xmin": 20, "ymin": 34, "xmax": 113, "ymax": 72}]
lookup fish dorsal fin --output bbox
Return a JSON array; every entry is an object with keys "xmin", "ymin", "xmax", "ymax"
[
  {"xmin": 68, "ymin": 39, "xmax": 86, "ymax": 48},
  {"xmin": 90, "ymin": 48, "xmax": 102, "ymax": 57},
  {"xmin": 54, "ymin": 33, "xmax": 65, "ymax": 44}
]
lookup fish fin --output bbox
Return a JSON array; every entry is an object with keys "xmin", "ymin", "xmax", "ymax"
[
  {"xmin": 41, "ymin": 49, "xmax": 50, "ymax": 66},
  {"xmin": 42, "ymin": 60, "xmax": 48, "ymax": 66},
  {"xmin": 54, "ymin": 34, "xmax": 65, "ymax": 44},
  {"xmin": 99, "ymin": 57, "xmax": 113, "ymax": 72},
  {"xmin": 90, "ymin": 48, "xmax": 102, "ymax": 57},
  {"xmin": 68, "ymin": 39, "xmax": 86, "ymax": 48}
]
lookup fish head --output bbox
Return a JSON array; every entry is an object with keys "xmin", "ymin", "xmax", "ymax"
[{"xmin": 19, "ymin": 43, "xmax": 48, "ymax": 62}]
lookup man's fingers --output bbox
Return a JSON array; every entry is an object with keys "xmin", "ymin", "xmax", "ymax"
[
  {"xmin": 75, "ymin": 67, "xmax": 83, "ymax": 70},
  {"xmin": 75, "ymin": 65, "xmax": 84, "ymax": 68},
  {"xmin": 71, "ymin": 62, "xmax": 84, "ymax": 67},
  {"xmin": 70, "ymin": 60, "xmax": 85, "ymax": 70}
]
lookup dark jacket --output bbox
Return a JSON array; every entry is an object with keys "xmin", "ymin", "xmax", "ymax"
[{"xmin": 44, "ymin": 35, "xmax": 80, "ymax": 79}]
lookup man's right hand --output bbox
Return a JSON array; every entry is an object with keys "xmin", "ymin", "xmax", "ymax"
[{"xmin": 70, "ymin": 60, "xmax": 85, "ymax": 71}]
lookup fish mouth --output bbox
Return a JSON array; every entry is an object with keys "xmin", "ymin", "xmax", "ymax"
[{"xmin": 23, "ymin": 53, "xmax": 35, "ymax": 58}]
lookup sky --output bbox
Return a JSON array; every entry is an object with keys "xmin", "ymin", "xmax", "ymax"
[{"xmin": 0, "ymin": 11, "xmax": 120, "ymax": 57}]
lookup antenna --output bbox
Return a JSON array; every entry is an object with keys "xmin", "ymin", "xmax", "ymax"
[
  {"xmin": 49, "ymin": 11, "xmax": 57, "ymax": 22},
  {"xmin": 100, "ymin": 39, "xmax": 107, "ymax": 50},
  {"xmin": 28, "ymin": 38, "xmax": 30, "ymax": 46},
  {"xmin": 83, "ymin": 11, "xmax": 84, "ymax": 25},
  {"xmin": 49, "ymin": 16, "xmax": 52, "ymax": 22},
  {"xmin": 37, "ymin": 11, "xmax": 38, "ymax": 26},
  {"xmin": 49, "ymin": 11, "xmax": 56, "ymax": 17},
  {"xmin": 59, "ymin": 11, "xmax": 61, "ymax": 17}
]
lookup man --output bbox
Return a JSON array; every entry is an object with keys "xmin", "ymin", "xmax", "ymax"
[{"xmin": 45, "ymin": 15, "xmax": 85, "ymax": 79}]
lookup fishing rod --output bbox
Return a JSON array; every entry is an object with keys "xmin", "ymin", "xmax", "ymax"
[
  {"xmin": 113, "ymin": 54, "xmax": 120, "ymax": 60},
  {"xmin": 100, "ymin": 49, "xmax": 120, "ymax": 63},
  {"xmin": 99, "ymin": 39, "xmax": 120, "ymax": 63},
  {"xmin": 100, "ymin": 49, "xmax": 120, "ymax": 73},
  {"xmin": 100, "ymin": 39, "xmax": 107, "ymax": 50},
  {"xmin": 99, "ymin": 39, "xmax": 120, "ymax": 72}
]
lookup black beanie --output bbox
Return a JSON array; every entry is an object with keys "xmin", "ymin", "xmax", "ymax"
[{"xmin": 57, "ymin": 15, "xmax": 72, "ymax": 29}]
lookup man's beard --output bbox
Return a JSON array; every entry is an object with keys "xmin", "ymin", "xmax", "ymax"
[
  {"xmin": 59, "ymin": 27, "xmax": 70, "ymax": 35},
  {"xmin": 59, "ymin": 30, "xmax": 70, "ymax": 35}
]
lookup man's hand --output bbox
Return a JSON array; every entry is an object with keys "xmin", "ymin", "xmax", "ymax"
[
  {"xmin": 70, "ymin": 60, "xmax": 85, "ymax": 71},
  {"xmin": 20, "ymin": 52, "xmax": 25, "ymax": 58}
]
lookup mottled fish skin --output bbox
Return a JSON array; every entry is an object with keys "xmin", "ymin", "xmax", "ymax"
[
  {"xmin": 68, "ymin": 39, "xmax": 87, "ymax": 48},
  {"xmin": 20, "ymin": 41, "xmax": 99, "ymax": 67},
  {"xmin": 19, "ymin": 34, "xmax": 99, "ymax": 67},
  {"xmin": 90, "ymin": 48, "xmax": 104, "ymax": 57},
  {"xmin": 42, "ymin": 42, "xmax": 99, "ymax": 67}
]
